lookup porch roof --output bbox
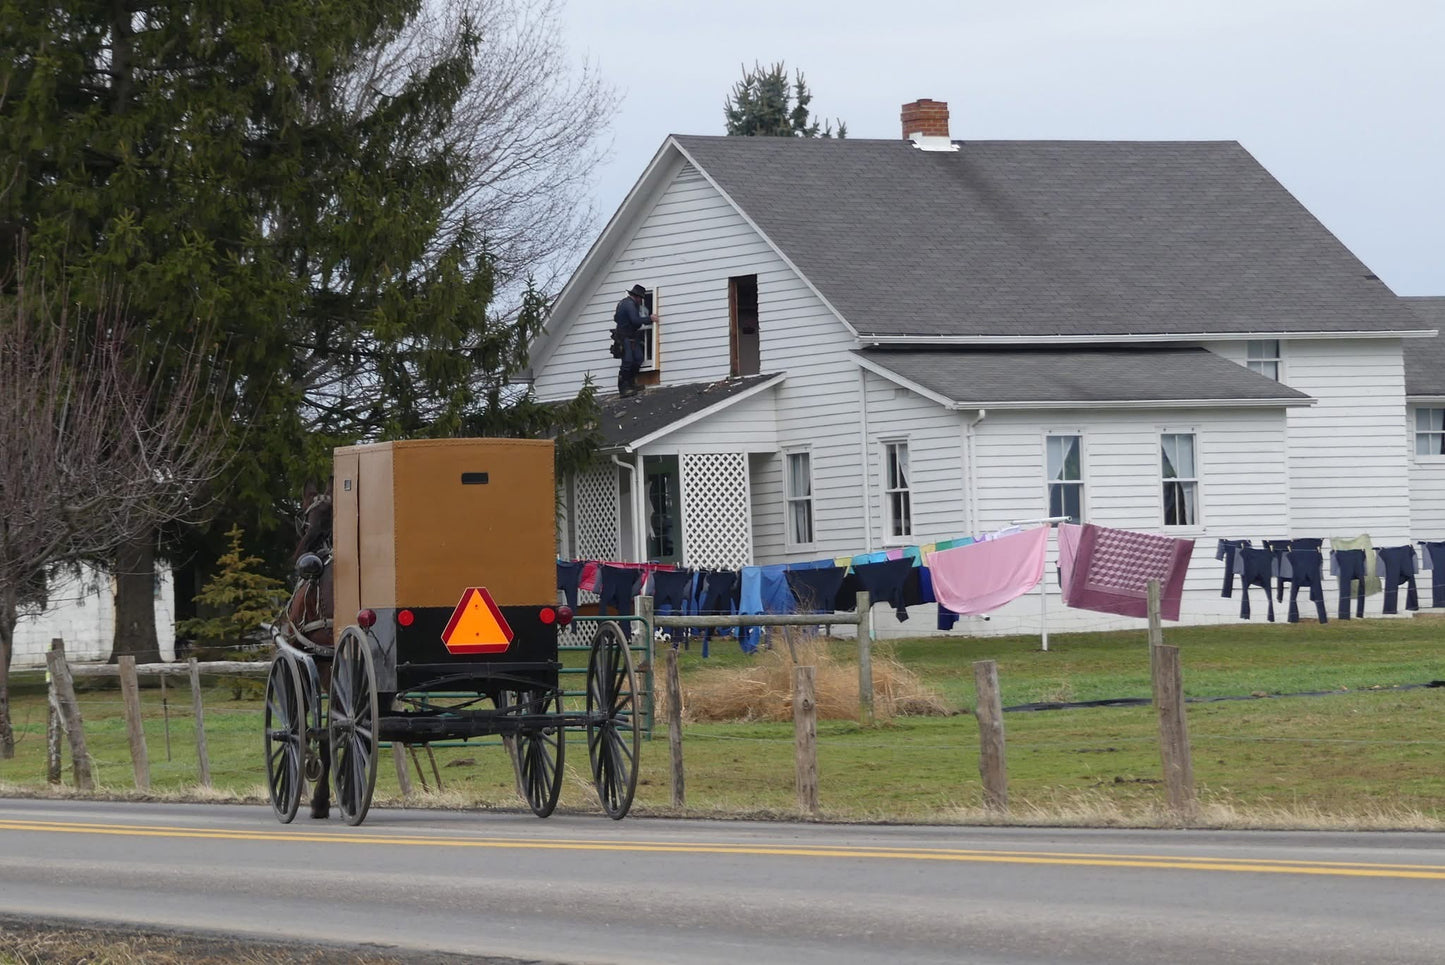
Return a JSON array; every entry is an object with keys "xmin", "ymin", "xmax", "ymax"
[
  {"xmin": 855, "ymin": 346, "xmax": 1313, "ymax": 408},
  {"xmin": 597, "ymin": 373, "xmax": 783, "ymax": 450}
]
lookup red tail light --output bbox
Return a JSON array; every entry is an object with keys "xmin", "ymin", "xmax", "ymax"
[
  {"xmin": 397, "ymin": 609, "xmax": 415, "ymax": 627},
  {"xmin": 539, "ymin": 606, "xmax": 556, "ymax": 625},
  {"xmin": 356, "ymin": 608, "xmax": 377, "ymax": 628},
  {"xmin": 555, "ymin": 605, "xmax": 574, "ymax": 627}
]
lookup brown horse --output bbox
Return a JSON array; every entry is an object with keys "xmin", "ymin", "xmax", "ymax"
[
  {"xmin": 280, "ymin": 481, "xmax": 334, "ymax": 654},
  {"xmin": 274, "ymin": 480, "xmax": 336, "ymax": 818}
]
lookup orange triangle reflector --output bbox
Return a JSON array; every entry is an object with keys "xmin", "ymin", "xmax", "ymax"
[{"xmin": 441, "ymin": 587, "xmax": 514, "ymax": 655}]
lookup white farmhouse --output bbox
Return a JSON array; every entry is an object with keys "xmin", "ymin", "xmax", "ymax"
[{"xmin": 528, "ymin": 99, "xmax": 1440, "ymax": 635}]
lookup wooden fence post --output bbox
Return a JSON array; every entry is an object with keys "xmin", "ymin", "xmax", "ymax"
[
  {"xmin": 972, "ymin": 659, "xmax": 1008, "ymax": 814},
  {"xmin": 1146, "ymin": 580, "xmax": 1163, "ymax": 678},
  {"xmin": 187, "ymin": 658, "xmax": 211, "ymax": 786},
  {"xmin": 393, "ymin": 742, "xmax": 415, "ymax": 798},
  {"xmin": 856, "ymin": 591, "xmax": 874, "ymax": 727},
  {"xmin": 46, "ymin": 643, "xmax": 92, "ymax": 791},
  {"xmin": 665, "ymin": 646, "xmax": 685, "ymax": 808},
  {"xmin": 1153, "ymin": 643, "xmax": 1196, "ymax": 819},
  {"xmin": 46, "ymin": 639, "xmax": 63, "ymax": 784},
  {"xmin": 118, "ymin": 655, "xmax": 150, "ymax": 789},
  {"xmin": 793, "ymin": 665, "xmax": 819, "ymax": 817}
]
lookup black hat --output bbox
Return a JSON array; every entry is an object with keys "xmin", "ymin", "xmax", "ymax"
[{"xmin": 627, "ymin": 284, "xmax": 647, "ymax": 298}]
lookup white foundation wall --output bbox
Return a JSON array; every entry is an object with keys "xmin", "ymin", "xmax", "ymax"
[
  {"xmin": 869, "ymin": 405, "xmax": 1296, "ymax": 638},
  {"xmin": 10, "ymin": 565, "xmax": 176, "ymax": 669}
]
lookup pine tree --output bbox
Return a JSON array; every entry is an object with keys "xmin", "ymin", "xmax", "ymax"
[
  {"xmin": 724, "ymin": 62, "xmax": 846, "ymax": 138},
  {"xmin": 175, "ymin": 526, "xmax": 286, "ymax": 657}
]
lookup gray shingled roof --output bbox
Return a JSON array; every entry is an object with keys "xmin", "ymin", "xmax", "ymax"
[
  {"xmin": 595, "ymin": 374, "xmax": 779, "ymax": 449},
  {"xmin": 673, "ymin": 136, "xmax": 1423, "ymax": 340},
  {"xmin": 857, "ymin": 347, "xmax": 1313, "ymax": 406},
  {"xmin": 1403, "ymin": 297, "xmax": 1445, "ymax": 397}
]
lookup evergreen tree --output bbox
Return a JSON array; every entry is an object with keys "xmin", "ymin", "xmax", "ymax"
[
  {"xmin": 175, "ymin": 526, "xmax": 286, "ymax": 654},
  {"xmin": 724, "ymin": 62, "xmax": 846, "ymax": 138},
  {"xmin": 0, "ymin": 2, "xmax": 603, "ymax": 659}
]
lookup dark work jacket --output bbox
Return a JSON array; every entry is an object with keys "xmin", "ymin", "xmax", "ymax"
[{"xmin": 614, "ymin": 296, "xmax": 650, "ymax": 339}]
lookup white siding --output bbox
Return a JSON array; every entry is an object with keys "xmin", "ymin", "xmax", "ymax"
[
  {"xmin": 11, "ymin": 565, "xmax": 176, "ymax": 669},
  {"xmin": 1408, "ymin": 404, "xmax": 1445, "ymax": 536},
  {"xmin": 859, "ymin": 372, "xmax": 967, "ymax": 547},
  {"xmin": 871, "ymin": 406, "xmax": 1294, "ymax": 638},
  {"xmin": 640, "ymin": 388, "xmax": 779, "ymax": 454},
  {"xmin": 535, "ymin": 159, "xmax": 873, "ymax": 567}
]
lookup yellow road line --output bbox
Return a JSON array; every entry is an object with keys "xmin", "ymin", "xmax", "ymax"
[{"xmin": 1, "ymin": 818, "xmax": 1443, "ymax": 880}]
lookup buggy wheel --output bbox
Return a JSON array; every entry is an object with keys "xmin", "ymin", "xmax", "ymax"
[
  {"xmin": 513, "ymin": 690, "xmax": 566, "ymax": 818},
  {"xmin": 328, "ymin": 628, "xmax": 379, "ymax": 826},
  {"xmin": 586, "ymin": 621, "xmax": 640, "ymax": 820},
  {"xmin": 263, "ymin": 653, "xmax": 306, "ymax": 824}
]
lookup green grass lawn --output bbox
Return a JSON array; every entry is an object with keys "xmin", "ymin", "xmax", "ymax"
[{"xmin": 2, "ymin": 617, "xmax": 1443, "ymax": 828}]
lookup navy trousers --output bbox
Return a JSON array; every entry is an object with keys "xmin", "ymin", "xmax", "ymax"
[
  {"xmin": 1377, "ymin": 547, "xmax": 1419, "ymax": 614},
  {"xmin": 597, "ymin": 565, "xmax": 639, "ymax": 620},
  {"xmin": 652, "ymin": 569, "xmax": 695, "ymax": 615},
  {"xmin": 785, "ymin": 566, "xmax": 847, "ymax": 613},
  {"xmin": 1286, "ymin": 550, "xmax": 1327, "ymax": 624},
  {"xmin": 1333, "ymin": 549, "xmax": 1367, "ymax": 620},
  {"xmin": 555, "ymin": 560, "xmax": 583, "ymax": 609},
  {"xmin": 1262, "ymin": 539, "xmax": 1293, "ymax": 601},
  {"xmin": 1425, "ymin": 542, "xmax": 1445, "ymax": 608},
  {"xmin": 851, "ymin": 558, "xmax": 919, "ymax": 622},
  {"xmin": 1216, "ymin": 539, "xmax": 1251, "ymax": 598},
  {"xmin": 1238, "ymin": 547, "xmax": 1275, "ymax": 621}
]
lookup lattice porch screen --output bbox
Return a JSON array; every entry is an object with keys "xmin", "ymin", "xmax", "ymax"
[{"xmin": 680, "ymin": 452, "xmax": 752, "ymax": 569}]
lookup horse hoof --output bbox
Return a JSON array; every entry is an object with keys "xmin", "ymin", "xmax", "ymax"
[{"xmin": 310, "ymin": 805, "xmax": 330, "ymax": 819}]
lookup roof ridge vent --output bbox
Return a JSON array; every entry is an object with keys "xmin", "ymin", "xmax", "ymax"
[{"xmin": 908, "ymin": 133, "xmax": 958, "ymax": 152}]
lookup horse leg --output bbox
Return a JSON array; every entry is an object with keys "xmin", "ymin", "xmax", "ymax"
[{"xmin": 310, "ymin": 736, "xmax": 331, "ymax": 819}]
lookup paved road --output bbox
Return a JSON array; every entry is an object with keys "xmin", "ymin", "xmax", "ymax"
[{"xmin": 2, "ymin": 799, "xmax": 1444, "ymax": 964}]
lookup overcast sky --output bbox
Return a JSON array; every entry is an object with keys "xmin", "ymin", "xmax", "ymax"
[{"xmin": 558, "ymin": 0, "xmax": 1442, "ymax": 296}]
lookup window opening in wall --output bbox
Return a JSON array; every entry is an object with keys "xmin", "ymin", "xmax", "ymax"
[
  {"xmin": 1416, "ymin": 408, "xmax": 1445, "ymax": 456},
  {"xmin": 1046, "ymin": 434, "xmax": 1084, "ymax": 523},
  {"xmin": 785, "ymin": 450, "xmax": 814, "ymax": 546},
  {"xmin": 884, "ymin": 441, "xmax": 912, "ymax": 540},
  {"xmin": 729, "ymin": 274, "xmax": 760, "ymax": 378},
  {"xmin": 1246, "ymin": 339, "xmax": 1281, "ymax": 380},
  {"xmin": 637, "ymin": 287, "xmax": 659, "ymax": 373},
  {"xmin": 1161, "ymin": 432, "xmax": 1198, "ymax": 526},
  {"xmin": 643, "ymin": 455, "xmax": 682, "ymax": 564}
]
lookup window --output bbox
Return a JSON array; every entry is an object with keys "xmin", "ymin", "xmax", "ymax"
[
  {"xmin": 1046, "ymin": 434, "xmax": 1084, "ymax": 523},
  {"xmin": 640, "ymin": 287, "xmax": 660, "ymax": 371},
  {"xmin": 1417, "ymin": 408, "xmax": 1445, "ymax": 456},
  {"xmin": 884, "ymin": 441, "xmax": 912, "ymax": 540},
  {"xmin": 729, "ymin": 275, "xmax": 760, "ymax": 377},
  {"xmin": 1161, "ymin": 432, "xmax": 1199, "ymax": 527},
  {"xmin": 785, "ymin": 450, "xmax": 814, "ymax": 546},
  {"xmin": 1246, "ymin": 339, "xmax": 1281, "ymax": 381}
]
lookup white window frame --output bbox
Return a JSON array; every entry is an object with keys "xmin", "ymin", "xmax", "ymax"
[
  {"xmin": 640, "ymin": 286, "xmax": 660, "ymax": 372},
  {"xmin": 1043, "ymin": 431, "xmax": 1086, "ymax": 524},
  {"xmin": 882, "ymin": 439, "xmax": 912, "ymax": 543},
  {"xmin": 1245, "ymin": 339, "xmax": 1282, "ymax": 381},
  {"xmin": 784, "ymin": 448, "xmax": 815, "ymax": 549},
  {"xmin": 1160, "ymin": 429, "xmax": 1202, "ymax": 529},
  {"xmin": 1415, "ymin": 407, "xmax": 1445, "ymax": 458}
]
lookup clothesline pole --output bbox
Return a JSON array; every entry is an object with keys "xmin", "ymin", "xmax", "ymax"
[{"xmin": 1010, "ymin": 516, "xmax": 1068, "ymax": 654}]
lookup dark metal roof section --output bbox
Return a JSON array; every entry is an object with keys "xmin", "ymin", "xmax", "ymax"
[
  {"xmin": 1403, "ymin": 297, "xmax": 1445, "ymax": 397},
  {"xmin": 857, "ymin": 347, "xmax": 1313, "ymax": 406},
  {"xmin": 673, "ymin": 135, "xmax": 1423, "ymax": 339},
  {"xmin": 596, "ymin": 374, "xmax": 780, "ymax": 449}
]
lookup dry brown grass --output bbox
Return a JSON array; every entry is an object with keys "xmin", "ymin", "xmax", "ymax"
[{"xmin": 670, "ymin": 635, "xmax": 954, "ymax": 723}]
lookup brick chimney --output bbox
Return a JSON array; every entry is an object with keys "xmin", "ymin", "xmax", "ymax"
[{"xmin": 900, "ymin": 99, "xmax": 950, "ymax": 139}]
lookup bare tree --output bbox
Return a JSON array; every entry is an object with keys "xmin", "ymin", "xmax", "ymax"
[
  {"xmin": 0, "ymin": 268, "xmax": 229, "ymax": 757},
  {"xmin": 337, "ymin": 0, "xmax": 619, "ymax": 299}
]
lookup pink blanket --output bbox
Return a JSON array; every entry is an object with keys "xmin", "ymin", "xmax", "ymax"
[
  {"xmin": 1058, "ymin": 523, "xmax": 1194, "ymax": 621},
  {"xmin": 925, "ymin": 526, "xmax": 1048, "ymax": 615}
]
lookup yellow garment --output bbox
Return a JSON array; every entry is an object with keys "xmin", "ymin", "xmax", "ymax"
[{"xmin": 1330, "ymin": 534, "xmax": 1382, "ymax": 596}]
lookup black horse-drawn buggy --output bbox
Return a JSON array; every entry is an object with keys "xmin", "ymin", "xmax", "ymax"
[{"xmin": 265, "ymin": 439, "xmax": 638, "ymax": 826}]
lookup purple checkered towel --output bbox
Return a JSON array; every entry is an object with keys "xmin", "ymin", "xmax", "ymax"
[{"xmin": 1059, "ymin": 523, "xmax": 1195, "ymax": 621}]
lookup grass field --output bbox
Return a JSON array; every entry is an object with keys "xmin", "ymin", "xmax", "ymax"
[{"xmin": 2, "ymin": 616, "xmax": 1443, "ymax": 828}]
